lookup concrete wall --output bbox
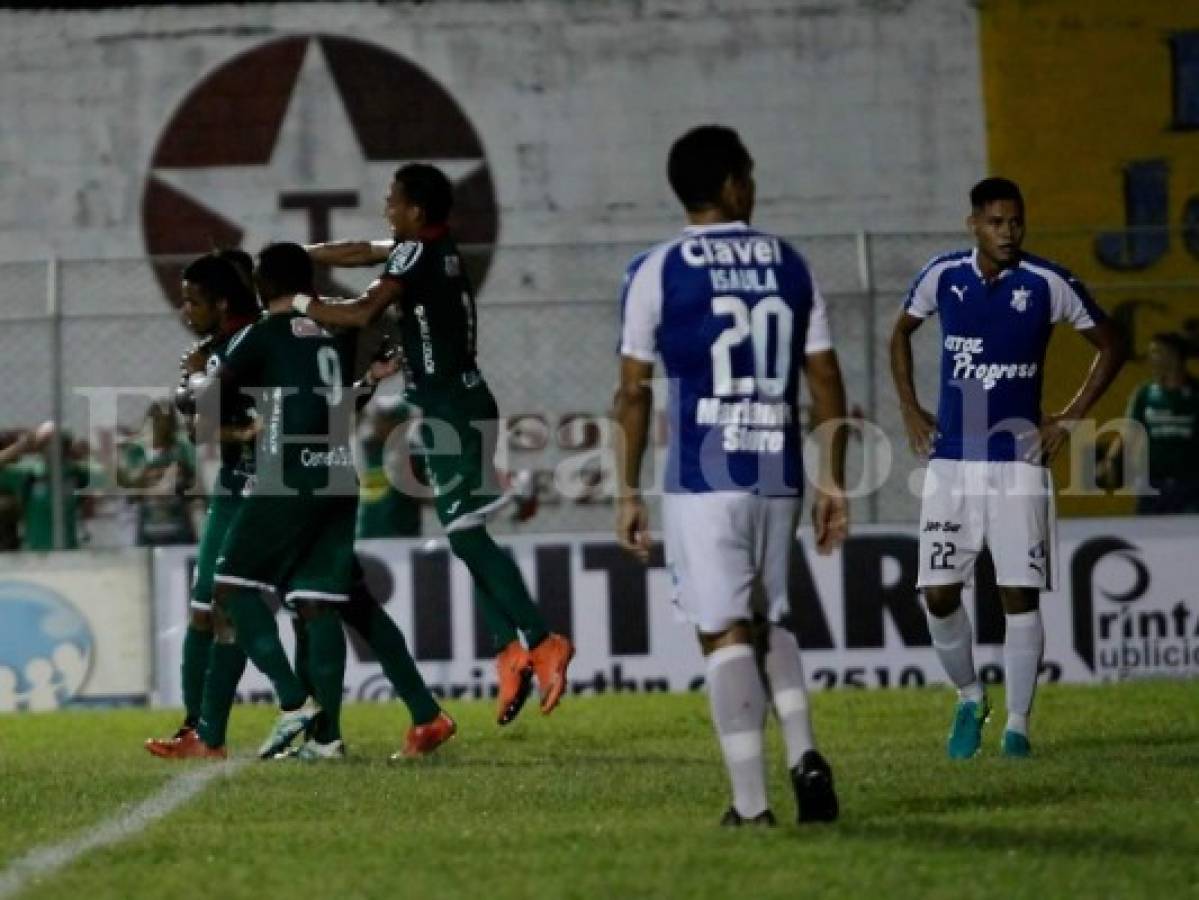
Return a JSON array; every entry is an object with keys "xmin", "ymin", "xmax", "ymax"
[
  {"xmin": 0, "ymin": 0, "xmax": 985, "ymax": 266},
  {"xmin": 0, "ymin": 0, "xmax": 986, "ymax": 531}
]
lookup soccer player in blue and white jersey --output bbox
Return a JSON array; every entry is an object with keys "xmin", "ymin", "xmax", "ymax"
[
  {"xmin": 890, "ymin": 177, "xmax": 1126, "ymax": 759},
  {"xmin": 614, "ymin": 126, "xmax": 850, "ymax": 827}
]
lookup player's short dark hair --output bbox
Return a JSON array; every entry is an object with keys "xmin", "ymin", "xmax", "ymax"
[
  {"xmin": 395, "ymin": 163, "xmax": 453, "ymax": 225},
  {"xmin": 667, "ymin": 125, "xmax": 753, "ymax": 213},
  {"xmin": 1151, "ymin": 331, "xmax": 1190, "ymax": 359},
  {"xmin": 255, "ymin": 242, "xmax": 314, "ymax": 301},
  {"xmin": 970, "ymin": 177, "xmax": 1024, "ymax": 213},
  {"xmin": 215, "ymin": 248, "xmax": 254, "ymax": 290},
  {"xmin": 182, "ymin": 253, "xmax": 260, "ymax": 317}
]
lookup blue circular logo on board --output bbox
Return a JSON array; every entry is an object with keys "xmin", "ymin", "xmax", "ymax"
[{"xmin": 0, "ymin": 581, "xmax": 94, "ymax": 711}]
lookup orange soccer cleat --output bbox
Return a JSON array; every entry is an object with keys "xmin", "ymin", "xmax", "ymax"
[
  {"xmin": 529, "ymin": 633, "xmax": 575, "ymax": 716},
  {"xmin": 495, "ymin": 641, "xmax": 534, "ymax": 726},
  {"xmin": 144, "ymin": 723, "xmax": 196, "ymax": 757},
  {"xmin": 395, "ymin": 711, "xmax": 457, "ymax": 759},
  {"xmin": 146, "ymin": 728, "xmax": 227, "ymax": 760}
]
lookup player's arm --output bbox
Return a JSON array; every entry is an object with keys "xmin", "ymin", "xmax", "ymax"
[
  {"xmin": 304, "ymin": 240, "xmax": 393, "ymax": 268},
  {"xmin": 1099, "ymin": 386, "xmax": 1144, "ymax": 488},
  {"xmin": 612, "ymin": 356, "xmax": 654, "ymax": 563},
  {"xmin": 890, "ymin": 311, "xmax": 937, "ymax": 457},
  {"xmin": 805, "ymin": 349, "xmax": 850, "ymax": 555},
  {"xmin": 191, "ymin": 325, "xmax": 262, "ymax": 446},
  {"xmin": 0, "ymin": 432, "xmax": 32, "ymax": 467},
  {"xmin": 294, "ymin": 277, "xmax": 402, "ymax": 330},
  {"xmin": 1035, "ymin": 317, "xmax": 1128, "ymax": 462}
]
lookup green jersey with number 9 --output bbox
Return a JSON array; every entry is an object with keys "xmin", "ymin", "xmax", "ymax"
[{"xmin": 220, "ymin": 311, "xmax": 357, "ymax": 493}]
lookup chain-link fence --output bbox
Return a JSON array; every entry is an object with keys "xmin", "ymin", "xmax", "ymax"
[{"xmin": 1, "ymin": 231, "xmax": 1196, "ymax": 546}]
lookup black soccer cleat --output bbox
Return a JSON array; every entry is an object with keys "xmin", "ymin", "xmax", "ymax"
[
  {"xmin": 719, "ymin": 807, "xmax": 777, "ymax": 828},
  {"xmin": 792, "ymin": 750, "xmax": 839, "ymax": 824}
]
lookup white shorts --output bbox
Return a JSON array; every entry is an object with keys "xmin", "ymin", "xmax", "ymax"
[
  {"xmin": 662, "ymin": 492, "xmax": 800, "ymax": 634},
  {"xmin": 917, "ymin": 459, "xmax": 1057, "ymax": 591}
]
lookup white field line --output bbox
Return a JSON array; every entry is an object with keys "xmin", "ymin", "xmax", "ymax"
[{"xmin": 0, "ymin": 760, "xmax": 247, "ymax": 898}]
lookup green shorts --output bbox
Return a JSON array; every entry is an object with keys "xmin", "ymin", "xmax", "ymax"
[
  {"xmin": 409, "ymin": 374, "xmax": 507, "ymax": 532},
  {"xmin": 191, "ymin": 491, "xmax": 243, "ymax": 611},
  {"xmin": 214, "ymin": 493, "xmax": 357, "ymax": 605}
]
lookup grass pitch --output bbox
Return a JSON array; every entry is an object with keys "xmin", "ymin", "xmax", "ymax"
[{"xmin": 1, "ymin": 681, "xmax": 1196, "ymax": 899}]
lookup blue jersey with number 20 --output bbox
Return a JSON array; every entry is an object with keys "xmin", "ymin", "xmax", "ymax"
[{"xmin": 620, "ymin": 222, "xmax": 832, "ymax": 496}]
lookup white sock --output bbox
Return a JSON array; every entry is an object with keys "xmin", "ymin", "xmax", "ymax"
[
  {"xmin": 925, "ymin": 603, "xmax": 983, "ymax": 702},
  {"xmin": 706, "ymin": 643, "xmax": 768, "ymax": 818},
  {"xmin": 1003, "ymin": 610, "xmax": 1044, "ymax": 735},
  {"xmin": 763, "ymin": 624, "xmax": 815, "ymax": 769}
]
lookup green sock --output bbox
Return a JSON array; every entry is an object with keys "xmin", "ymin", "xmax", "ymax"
[
  {"xmin": 196, "ymin": 641, "xmax": 247, "ymax": 748},
  {"xmin": 473, "ymin": 583, "xmax": 521, "ymax": 651},
  {"xmin": 292, "ymin": 618, "xmax": 315, "ymax": 699},
  {"xmin": 449, "ymin": 527, "xmax": 549, "ymax": 649},
  {"xmin": 342, "ymin": 585, "xmax": 441, "ymax": 726},
  {"xmin": 305, "ymin": 611, "xmax": 346, "ymax": 744},
  {"xmin": 222, "ymin": 587, "xmax": 307, "ymax": 710},
  {"xmin": 181, "ymin": 625, "xmax": 214, "ymax": 726}
]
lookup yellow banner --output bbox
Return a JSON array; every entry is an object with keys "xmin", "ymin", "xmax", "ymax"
[{"xmin": 981, "ymin": 0, "xmax": 1199, "ymax": 514}]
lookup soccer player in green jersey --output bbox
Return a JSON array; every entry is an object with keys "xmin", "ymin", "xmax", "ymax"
[
  {"xmin": 145, "ymin": 251, "xmax": 259, "ymax": 757},
  {"xmin": 295, "ymin": 164, "xmax": 574, "ymax": 725},
  {"xmin": 153, "ymin": 248, "xmax": 453, "ymax": 761},
  {"xmin": 1102, "ymin": 331, "xmax": 1199, "ymax": 513},
  {"xmin": 178, "ymin": 243, "xmax": 451, "ymax": 761}
]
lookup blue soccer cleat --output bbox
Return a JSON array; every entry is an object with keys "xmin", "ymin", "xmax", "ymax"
[
  {"xmin": 946, "ymin": 697, "xmax": 991, "ymax": 759},
  {"xmin": 1001, "ymin": 730, "xmax": 1032, "ymax": 758}
]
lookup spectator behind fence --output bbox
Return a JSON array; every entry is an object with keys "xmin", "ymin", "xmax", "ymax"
[
  {"xmin": 119, "ymin": 399, "xmax": 200, "ymax": 546},
  {"xmin": 356, "ymin": 396, "xmax": 423, "ymax": 539},
  {"xmin": 1102, "ymin": 332, "xmax": 1199, "ymax": 514},
  {"xmin": 0, "ymin": 422, "xmax": 100, "ymax": 550}
]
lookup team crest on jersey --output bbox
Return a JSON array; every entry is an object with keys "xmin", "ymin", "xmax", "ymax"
[
  {"xmin": 291, "ymin": 317, "xmax": 331, "ymax": 338},
  {"xmin": 444, "ymin": 254, "xmax": 461, "ymax": 277},
  {"xmin": 387, "ymin": 241, "xmax": 423, "ymax": 277},
  {"xmin": 1010, "ymin": 286, "xmax": 1031, "ymax": 312}
]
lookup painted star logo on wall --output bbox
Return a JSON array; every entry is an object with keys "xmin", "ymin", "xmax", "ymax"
[
  {"xmin": 142, "ymin": 35, "xmax": 498, "ymax": 306},
  {"xmin": 1010, "ymin": 286, "xmax": 1031, "ymax": 312}
]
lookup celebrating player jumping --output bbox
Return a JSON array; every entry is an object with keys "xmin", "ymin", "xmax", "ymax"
[{"xmin": 295, "ymin": 163, "xmax": 574, "ymax": 726}]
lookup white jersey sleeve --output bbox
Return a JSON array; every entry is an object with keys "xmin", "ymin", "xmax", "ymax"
[
  {"xmin": 619, "ymin": 245, "xmax": 670, "ymax": 363},
  {"xmin": 902, "ymin": 262, "xmax": 941, "ymax": 319},
  {"xmin": 1046, "ymin": 271, "xmax": 1099, "ymax": 330},
  {"xmin": 804, "ymin": 279, "xmax": 833, "ymax": 355}
]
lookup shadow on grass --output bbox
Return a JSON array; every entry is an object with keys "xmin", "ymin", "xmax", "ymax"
[
  {"xmin": 818, "ymin": 818, "xmax": 1196, "ymax": 859},
  {"xmin": 867, "ymin": 779, "xmax": 1099, "ymax": 817},
  {"xmin": 1044, "ymin": 730, "xmax": 1199, "ymax": 753}
]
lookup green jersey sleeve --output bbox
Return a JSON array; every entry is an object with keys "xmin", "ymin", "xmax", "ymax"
[{"xmin": 220, "ymin": 320, "xmax": 268, "ymax": 386}]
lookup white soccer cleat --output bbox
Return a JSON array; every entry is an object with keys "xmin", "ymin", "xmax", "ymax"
[
  {"xmin": 275, "ymin": 738, "xmax": 346, "ymax": 761},
  {"xmin": 257, "ymin": 697, "xmax": 321, "ymax": 760}
]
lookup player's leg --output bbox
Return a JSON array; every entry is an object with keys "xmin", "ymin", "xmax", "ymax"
[
  {"xmin": 146, "ymin": 492, "xmax": 243, "ymax": 755},
  {"xmin": 180, "ymin": 609, "xmax": 213, "ymax": 732},
  {"xmin": 213, "ymin": 496, "xmax": 319, "ymax": 757},
  {"xmin": 425, "ymin": 381, "xmax": 572, "ymax": 722},
  {"xmin": 997, "ymin": 587, "xmax": 1041, "ymax": 758},
  {"xmin": 989, "ymin": 462, "xmax": 1053, "ymax": 758},
  {"xmin": 757, "ymin": 497, "xmax": 837, "ymax": 823},
  {"xmin": 276, "ymin": 496, "xmax": 358, "ymax": 759},
  {"xmin": 666, "ymin": 493, "xmax": 772, "ymax": 826},
  {"xmin": 338, "ymin": 557, "xmax": 454, "ymax": 758},
  {"xmin": 283, "ymin": 599, "xmax": 346, "ymax": 758},
  {"xmin": 193, "ymin": 603, "xmax": 247, "ymax": 755},
  {"xmin": 918, "ymin": 460, "xmax": 988, "ymax": 758}
]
